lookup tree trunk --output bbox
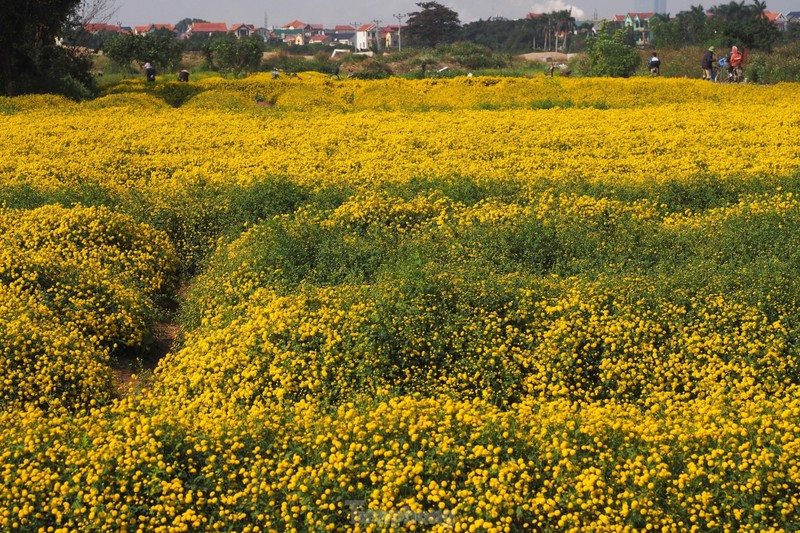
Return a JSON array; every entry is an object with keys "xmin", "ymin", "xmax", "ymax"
[{"xmin": 0, "ymin": 47, "xmax": 13, "ymax": 96}]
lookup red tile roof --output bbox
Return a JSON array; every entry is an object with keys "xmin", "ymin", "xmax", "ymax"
[
  {"xmin": 84, "ymin": 23, "xmax": 124, "ymax": 33},
  {"xmin": 191, "ymin": 22, "xmax": 228, "ymax": 33},
  {"xmin": 765, "ymin": 10, "xmax": 783, "ymax": 21},
  {"xmin": 282, "ymin": 20, "xmax": 308, "ymax": 29},
  {"xmin": 135, "ymin": 23, "xmax": 175, "ymax": 33}
]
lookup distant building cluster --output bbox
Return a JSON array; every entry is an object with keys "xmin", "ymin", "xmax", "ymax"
[
  {"xmin": 83, "ymin": 6, "xmax": 794, "ymax": 53},
  {"xmin": 83, "ymin": 19, "xmax": 405, "ymax": 52}
]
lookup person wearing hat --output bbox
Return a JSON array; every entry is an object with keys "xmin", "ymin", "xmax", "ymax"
[
  {"xmin": 144, "ymin": 62, "xmax": 156, "ymax": 82},
  {"xmin": 701, "ymin": 46, "xmax": 715, "ymax": 81}
]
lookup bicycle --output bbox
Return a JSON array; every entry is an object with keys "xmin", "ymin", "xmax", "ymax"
[{"xmin": 729, "ymin": 64, "xmax": 744, "ymax": 83}]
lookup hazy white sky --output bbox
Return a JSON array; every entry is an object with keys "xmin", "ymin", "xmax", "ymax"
[{"xmin": 111, "ymin": 0, "xmax": 797, "ymax": 28}]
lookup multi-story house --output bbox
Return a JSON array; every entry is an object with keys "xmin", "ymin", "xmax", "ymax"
[
  {"xmin": 615, "ymin": 12, "xmax": 655, "ymax": 46},
  {"xmin": 276, "ymin": 20, "xmax": 314, "ymax": 45},
  {"xmin": 332, "ymin": 25, "xmax": 356, "ymax": 48},
  {"xmin": 355, "ymin": 23, "xmax": 378, "ymax": 51},
  {"xmin": 230, "ymin": 24, "xmax": 256, "ymax": 39}
]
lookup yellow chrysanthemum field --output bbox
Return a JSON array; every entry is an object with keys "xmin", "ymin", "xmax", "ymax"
[{"xmin": 2, "ymin": 75, "xmax": 800, "ymax": 532}]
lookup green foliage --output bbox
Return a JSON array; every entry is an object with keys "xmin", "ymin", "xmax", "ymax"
[
  {"xmin": 652, "ymin": 1, "xmax": 780, "ymax": 52},
  {"xmin": 152, "ymin": 82, "xmax": 205, "ymax": 107},
  {"xmin": 745, "ymin": 42, "xmax": 800, "ymax": 83},
  {"xmin": 527, "ymin": 10, "xmax": 578, "ymax": 53},
  {"xmin": 106, "ymin": 31, "xmax": 184, "ymax": 76},
  {"xmin": 121, "ymin": 177, "xmax": 312, "ymax": 277},
  {"xmin": 105, "ymin": 33, "xmax": 140, "ymax": 74},
  {"xmin": 178, "ymin": 173, "xmax": 800, "ymax": 408},
  {"xmin": 651, "ymin": 6, "xmax": 710, "ymax": 48},
  {"xmin": 0, "ymin": 0, "xmax": 83, "ymax": 96},
  {"xmin": 12, "ymin": 44, "xmax": 96, "ymax": 100},
  {"xmin": 459, "ymin": 17, "xmax": 534, "ymax": 54},
  {"xmin": 443, "ymin": 42, "xmax": 510, "ymax": 69},
  {"xmin": 347, "ymin": 60, "xmax": 394, "ymax": 79},
  {"xmin": 708, "ymin": 0, "xmax": 780, "ymax": 51},
  {"xmin": 208, "ymin": 35, "xmax": 265, "ymax": 77},
  {"xmin": 406, "ymin": 1, "xmax": 462, "ymax": 48},
  {"xmin": 586, "ymin": 25, "xmax": 641, "ymax": 77},
  {"xmin": 138, "ymin": 30, "xmax": 184, "ymax": 73},
  {"xmin": 265, "ymin": 50, "xmax": 335, "ymax": 76}
]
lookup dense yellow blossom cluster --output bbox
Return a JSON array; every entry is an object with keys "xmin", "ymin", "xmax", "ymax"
[
  {"xmin": 1, "ymin": 77, "xmax": 800, "ymax": 531},
  {"xmin": 2, "ymin": 77, "xmax": 800, "ymax": 197},
  {"xmin": 0, "ymin": 205, "xmax": 177, "ymax": 409}
]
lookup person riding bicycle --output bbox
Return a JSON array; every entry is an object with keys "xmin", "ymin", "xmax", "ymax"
[
  {"xmin": 729, "ymin": 45, "xmax": 743, "ymax": 82},
  {"xmin": 648, "ymin": 52, "xmax": 661, "ymax": 75}
]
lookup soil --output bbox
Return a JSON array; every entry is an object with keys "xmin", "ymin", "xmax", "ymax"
[{"xmin": 112, "ymin": 320, "xmax": 182, "ymax": 396}]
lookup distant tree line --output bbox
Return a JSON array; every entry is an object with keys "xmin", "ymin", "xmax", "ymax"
[{"xmin": 651, "ymin": 1, "xmax": 782, "ymax": 51}]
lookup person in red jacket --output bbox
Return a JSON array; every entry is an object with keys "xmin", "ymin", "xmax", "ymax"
[{"xmin": 729, "ymin": 45, "xmax": 744, "ymax": 81}]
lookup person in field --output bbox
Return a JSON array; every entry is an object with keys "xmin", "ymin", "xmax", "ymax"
[
  {"xmin": 729, "ymin": 45, "xmax": 744, "ymax": 81},
  {"xmin": 648, "ymin": 52, "xmax": 661, "ymax": 75},
  {"xmin": 701, "ymin": 46, "xmax": 715, "ymax": 81},
  {"xmin": 144, "ymin": 62, "xmax": 156, "ymax": 82}
]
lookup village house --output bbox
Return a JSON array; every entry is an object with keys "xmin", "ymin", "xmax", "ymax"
[
  {"xmin": 331, "ymin": 25, "xmax": 356, "ymax": 47},
  {"xmin": 355, "ymin": 23, "xmax": 378, "ymax": 51},
  {"xmin": 275, "ymin": 20, "xmax": 313, "ymax": 45},
  {"xmin": 229, "ymin": 23, "xmax": 255, "ymax": 38},
  {"xmin": 382, "ymin": 25, "xmax": 402, "ymax": 49},
  {"xmin": 84, "ymin": 22, "xmax": 126, "ymax": 34},
  {"xmin": 186, "ymin": 22, "xmax": 229, "ymax": 38},
  {"xmin": 764, "ymin": 11, "xmax": 788, "ymax": 31},
  {"xmin": 83, "ymin": 15, "xmax": 408, "ymax": 51},
  {"xmin": 309, "ymin": 34, "xmax": 333, "ymax": 45},
  {"xmin": 616, "ymin": 12, "xmax": 655, "ymax": 46}
]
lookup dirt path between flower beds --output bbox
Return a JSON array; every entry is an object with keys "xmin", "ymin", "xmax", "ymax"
[{"xmin": 112, "ymin": 320, "xmax": 182, "ymax": 396}]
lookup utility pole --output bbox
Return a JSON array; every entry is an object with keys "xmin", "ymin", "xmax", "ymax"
[
  {"xmin": 351, "ymin": 22, "xmax": 361, "ymax": 51},
  {"xmin": 394, "ymin": 13, "xmax": 407, "ymax": 50},
  {"xmin": 372, "ymin": 19, "xmax": 382, "ymax": 50}
]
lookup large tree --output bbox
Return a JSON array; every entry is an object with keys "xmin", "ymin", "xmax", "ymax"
[
  {"xmin": 709, "ymin": 0, "xmax": 780, "ymax": 50},
  {"xmin": 0, "ymin": 0, "xmax": 84, "ymax": 96},
  {"xmin": 586, "ymin": 23, "xmax": 641, "ymax": 77},
  {"xmin": 405, "ymin": 1, "xmax": 461, "ymax": 48},
  {"xmin": 651, "ymin": 1, "xmax": 779, "ymax": 51},
  {"xmin": 651, "ymin": 6, "xmax": 710, "ymax": 48},
  {"xmin": 207, "ymin": 35, "xmax": 264, "ymax": 77},
  {"xmin": 106, "ymin": 30, "xmax": 183, "ymax": 75},
  {"xmin": 460, "ymin": 18, "xmax": 532, "ymax": 53}
]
